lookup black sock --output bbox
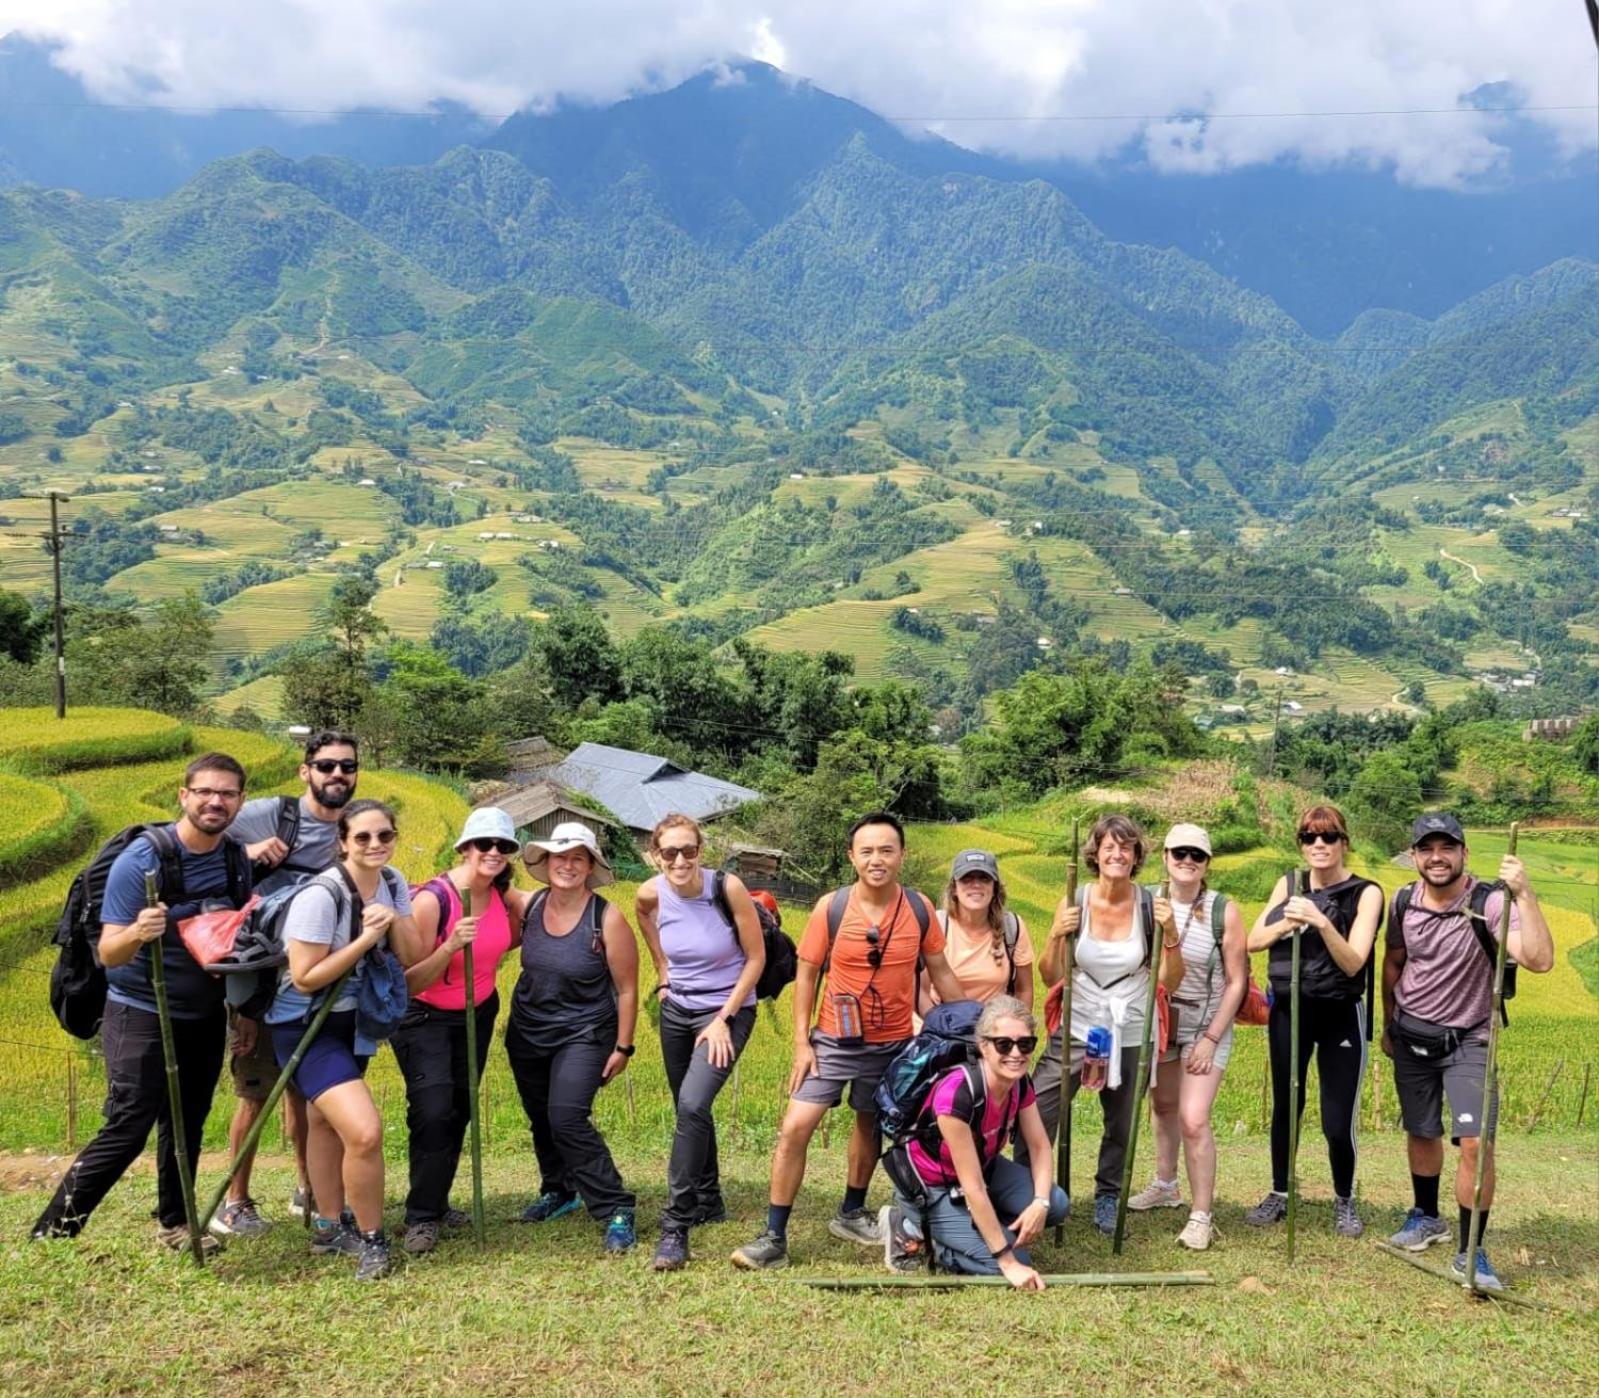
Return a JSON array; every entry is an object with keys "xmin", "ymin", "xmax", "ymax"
[
  {"xmin": 1459, "ymin": 1206, "xmax": 1487, "ymax": 1253},
  {"xmin": 842, "ymin": 1185, "xmax": 868, "ymax": 1214},
  {"xmin": 1412, "ymin": 1173, "xmax": 1441, "ymax": 1218},
  {"xmin": 766, "ymin": 1203, "xmax": 792, "ymax": 1240}
]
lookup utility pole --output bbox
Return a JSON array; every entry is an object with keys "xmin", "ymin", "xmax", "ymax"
[
  {"xmin": 1264, "ymin": 682, "xmax": 1285, "ymax": 777},
  {"xmin": 47, "ymin": 491, "xmax": 68, "ymax": 719}
]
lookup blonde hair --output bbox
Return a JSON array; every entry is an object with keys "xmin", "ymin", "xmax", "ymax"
[{"xmin": 976, "ymin": 995, "xmax": 1034, "ymax": 1042}]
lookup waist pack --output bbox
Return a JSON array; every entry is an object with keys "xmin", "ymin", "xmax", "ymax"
[{"xmin": 1391, "ymin": 1011, "xmax": 1479, "ymax": 1060}]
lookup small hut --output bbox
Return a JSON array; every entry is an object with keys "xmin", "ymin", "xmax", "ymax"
[{"xmin": 488, "ymin": 780, "xmax": 617, "ymax": 844}]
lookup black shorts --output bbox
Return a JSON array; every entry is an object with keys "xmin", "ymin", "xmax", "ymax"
[{"xmin": 1391, "ymin": 1013, "xmax": 1497, "ymax": 1142}]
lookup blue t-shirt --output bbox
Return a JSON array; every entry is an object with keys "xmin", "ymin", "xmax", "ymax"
[{"xmin": 102, "ymin": 827, "xmax": 251, "ymax": 1020}]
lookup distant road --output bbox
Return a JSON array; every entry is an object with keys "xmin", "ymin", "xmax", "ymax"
[{"xmin": 1439, "ymin": 547, "xmax": 1482, "ymax": 584}]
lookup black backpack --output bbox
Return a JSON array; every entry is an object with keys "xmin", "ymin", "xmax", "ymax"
[
  {"xmin": 873, "ymin": 999, "xmax": 987, "ymax": 1143},
  {"xmin": 249, "ymin": 795, "xmax": 304, "ymax": 884},
  {"xmin": 1391, "ymin": 880, "xmax": 1516, "ymax": 1026},
  {"xmin": 710, "ymin": 872, "xmax": 798, "ymax": 1001}
]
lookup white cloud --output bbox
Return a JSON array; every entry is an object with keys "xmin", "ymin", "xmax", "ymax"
[{"xmin": 1, "ymin": 0, "xmax": 1592, "ymax": 187}]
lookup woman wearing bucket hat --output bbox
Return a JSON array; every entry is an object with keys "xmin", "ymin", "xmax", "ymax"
[
  {"xmin": 391, "ymin": 807, "xmax": 533, "ymax": 1255},
  {"xmin": 505, "ymin": 821, "xmax": 641, "ymax": 1254},
  {"xmin": 918, "ymin": 849, "xmax": 1035, "ymax": 1015},
  {"xmin": 1125, "ymin": 823, "xmax": 1247, "ymax": 1250}
]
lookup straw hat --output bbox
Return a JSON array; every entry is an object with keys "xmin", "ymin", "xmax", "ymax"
[{"xmin": 522, "ymin": 821, "xmax": 615, "ymax": 890}]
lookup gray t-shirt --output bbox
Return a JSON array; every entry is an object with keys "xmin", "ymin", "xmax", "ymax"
[
  {"xmin": 266, "ymin": 868, "xmax": 411, "ymax": 1022},
  {"xmin": 231, "ymin": 794, "xmax": 341, "ymax": 894}
]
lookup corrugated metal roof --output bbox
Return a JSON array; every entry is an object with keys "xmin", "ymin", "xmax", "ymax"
[
  {"xmin": 547, "ymin": 742, "xmax": 761, "ymax": 832},
  {"xmin": 483, "ymin": 779, "xmax": 615, "ymax": 830}
]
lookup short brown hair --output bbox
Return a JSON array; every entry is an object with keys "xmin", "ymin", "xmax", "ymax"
[
  {"xmin": 183, "ymin": 752, "xmax": 246, "ymax": 790},
  {"xmin": 1084, "ymin": 814, "xmax": 1147, "ymax": 876},
  {"xmin": 1297, "ymin": 803, "xmax": 1350, "ymax": 843}
]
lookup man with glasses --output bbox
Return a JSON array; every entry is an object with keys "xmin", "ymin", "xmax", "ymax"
[
  {"xmin": 217, "ymin": 730, "xmax": 360, "ymax": 1236},
  {"xmin": 31, "ymin": 754, "xmax": 253, "ymax": 1252},
  {"xmin": 732, "ymin": 811, "xmax": 963, "ymax": 1271}
]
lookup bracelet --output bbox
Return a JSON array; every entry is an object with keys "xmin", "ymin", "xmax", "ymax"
[
  {"xmin": 994, "ymin": 1242, "xmax": 1015, "ymax": 1260},
  {"xmin": 1163, "ymin": 938, "xmax": 1182, "ymax": 950},
  {"xmin": 1032, "ymin": 1196, "xmax": 1050, "ymax": 1209},
  {"xmin": 654, "ymin": 983, "xmax": 669, "ymax": 998},
  {"xmin": 1202, "ymin": 1030, "xmax": 1221, "ymax": 1045},
  {"xmin": 614, "ymin": 1044, "xmax": 636, "ymax": 1058}
]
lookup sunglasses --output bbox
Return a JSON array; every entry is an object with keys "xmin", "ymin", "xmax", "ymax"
[
  {"xmin": 984, "ymin": 1035, "xmax": 1038, "ymax": 1057},
  {"xmin": 351, "ymin": 828, "xmax": 397, "ymax": 847},
  {"xmin": 468, "ymin": 837, "xmax": 518, "ymax": 856},
  {"xmin": 865, "ymin": 925, "xmax": 883, "ymax": 969},
  {"xmin": 1298, "ymin": 830, "xmax": 1344, "ymax": 847},
  {"xmin": 659, "ymin": 845, "xmax": 700, "ymax": 864},
  {"xmin": 310, "ymin": 759, "xmax": 359, "ymax": 775},
  {"xmin": 1168, "ymin": 846, "xmax": 1209, "ymax": 864}
]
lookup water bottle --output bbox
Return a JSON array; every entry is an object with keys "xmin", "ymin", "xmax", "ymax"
[{"xmin": 1081, "ymin": 1024, "xmax": 1113, "ymax": 1093}]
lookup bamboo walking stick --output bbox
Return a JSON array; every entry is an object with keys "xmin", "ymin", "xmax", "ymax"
[
  {"xmin": 1287, "ymin": 868, "xmax": 1304, "ymax": 1266},
  {"xmin": 145, "ymin": 874, "xmax": 206, "ymax": 1268},
  {"xmin": 462, "ymin": 940, "xmax": 486, "ymax": 1244},
  {"xmin": 1465, "ymin": 822, "xmax": 1517, "ymax": 1294},
  {"xmin": 1054, "ymin": 817, "xmax": 1080, "ymax": 1245},
  {"xmin": 1113, "ymin": 879, "xmax": 1166, "ymax": 1255}
]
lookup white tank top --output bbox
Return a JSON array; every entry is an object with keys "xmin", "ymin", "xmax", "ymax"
[{"xmin": 1068, "ymin": 894, "xmax": 1150, "ymax": 1046}]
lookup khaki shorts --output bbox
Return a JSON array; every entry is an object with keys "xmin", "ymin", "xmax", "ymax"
[{"xmin": 228, "ymin": 1007, "xmax": 281, "ymax": 1102}]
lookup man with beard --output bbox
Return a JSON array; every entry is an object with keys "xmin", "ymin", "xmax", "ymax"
[
  {"xmin": 31, "ymin": 754, "xmax": 253, "ymax": 1253},
  {"xmin": 214, "ymin": 730, "xmax": 360, "ymax": 1237},
  {"xmin": 1382, "ymin": 812, "xmax": 1554, "ymax": 1291}
]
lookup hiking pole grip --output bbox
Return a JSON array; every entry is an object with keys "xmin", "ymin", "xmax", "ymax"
[
  {"xmin": 1286, "ymin": 870, "xmax": 1304, "ymax": 1266},
  {"xmin": 1465, "ymin": 822, "xmax": 1517, "ymax": 1293},
  {"xmin": 1055, "ymin": 818, "xmax": 1079, "ymax": 1245},
  {"xmin": 1114, "ymin": 879, "xmax": 1166, "ymax": 1255},
  {"xmin": 198, "ymin": 967, "xmax": 354, "ymax": 1235},
  {"xmin": 145, "ymin": 873, "xmax": 206, "ymax": 1268},
  {"xmin": 462, "ymin": 940, "xmax": 486, "ymax": 1245}
]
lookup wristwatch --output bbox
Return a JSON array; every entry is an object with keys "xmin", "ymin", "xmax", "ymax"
[
  {"xmin": 1032, "ymin": 1196, "xmax": 1050, "ymax": 1209},
  {"xmin": 615, "ymin": 1044, "xmax": 636, "ymax": 1058}
]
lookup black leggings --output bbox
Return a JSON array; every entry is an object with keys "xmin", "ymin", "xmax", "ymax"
[{"xmin": 1268, "ymin": 995, "xmax": 1367, "ymax": 1197}]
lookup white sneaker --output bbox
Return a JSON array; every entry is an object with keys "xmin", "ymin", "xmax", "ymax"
[
  {"xmin": 1128, "ymin": 1178, "xmax": 1184, "ymax": 1211},
  {"xmin": 1177, "ymin": 1213, "xmax": 1214, "ymax": 1250}
]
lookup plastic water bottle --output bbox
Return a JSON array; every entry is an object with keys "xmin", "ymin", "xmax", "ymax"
[{"xmin": 1081, "ymin": 1025, "xmax": 1113, "ymax": 1093}]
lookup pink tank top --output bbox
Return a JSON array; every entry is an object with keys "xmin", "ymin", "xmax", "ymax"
[{"xmin": 414, "ymin": 877, "xmax": 513, "ymax": 1011}]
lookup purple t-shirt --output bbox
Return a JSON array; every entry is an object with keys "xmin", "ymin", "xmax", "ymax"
[
  {"xmin": 907, "ymin": 1066, "xmax": 1034, "ymax": 1187},
  {"xmin": 1389, "ymin": 877, "xmax": 1519, "ymax": 1030}
]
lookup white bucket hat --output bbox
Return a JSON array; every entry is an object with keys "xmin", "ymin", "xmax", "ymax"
[
  {"xmin": 1163, "ymin": 822, "xmax": 1213, "ymax": 857},
  {"xmin": 523, "ymin": 820, "xmax": 614, "ymax": 890},
  {"xmin": 456, "ymin": 806, "xmax": 518, "ymax": 850}
]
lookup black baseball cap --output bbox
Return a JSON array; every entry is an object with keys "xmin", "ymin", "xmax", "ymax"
[
  {"xmin": 951, "ymin": 849, "xmax": 1000, "ymax": 881},
  {"xmin": 1410, "ymin": 812, "xmax": 1465, "ymax": 847}
]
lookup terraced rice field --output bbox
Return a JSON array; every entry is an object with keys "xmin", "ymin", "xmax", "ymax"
[{"xmin": 211, "ymin": 573, "xmax": 339, "ymax": 662}]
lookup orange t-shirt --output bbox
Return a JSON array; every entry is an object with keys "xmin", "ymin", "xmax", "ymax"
[
  {"xmin": 797, "ymin": 886, "xmax": 945, "ymax": 1043},
  {"xmin": 931, "ymin": 913, "xmax": 1036, "ymax": 1004}
]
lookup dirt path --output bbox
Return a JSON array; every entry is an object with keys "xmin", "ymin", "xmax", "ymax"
[{"xmin": 1438, "ymin": 547, "xmax": 1482, "ymax": 583}]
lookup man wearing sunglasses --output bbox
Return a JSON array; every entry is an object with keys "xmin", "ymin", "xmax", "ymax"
[{"xmin": 217, "ymin": 730, "xmax": 361, "ymax": 1237}]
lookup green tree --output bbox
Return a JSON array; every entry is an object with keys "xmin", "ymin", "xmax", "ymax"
[
  {"xmin": 1346, "ymin": 748, "xmax": 1422, "ymax": 855},
  {"xmin": 533, "ymin": 607, "xmax": 623, "ymax": 711},
  {"xmin": 0, "ymin": 589, "xmax": 41, "ymax": 664},
  {"xmin": 1571, "ymin": 715, "xmax": 1599, "ymax": 776}
]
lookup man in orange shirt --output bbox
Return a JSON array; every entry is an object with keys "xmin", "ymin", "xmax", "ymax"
[{"xmin": 731, "ymin": 812, "xmax": 963, "ymax": 1270}]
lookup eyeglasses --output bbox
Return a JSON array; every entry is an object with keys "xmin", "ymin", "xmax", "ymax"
[
  {"xmin": 658, "ymin": 845, "xmax": 700, "ymax": 864},
  {"xmin": 186, "ymin": 787, "xmax": 242, "ymax": 802},
  {"xmin": 984, "ymin": 1035, "xmax": 1038, "ymax": 1057},
  {"xmin": 351, "ymin": 829, "xmax": 397, "ymax": 847},
  {"xmin": 1298, "ymin": 830, "xmax": 1344, "ymax": 847},
  {"xmin": 468, "ymin": 837, "xmax": 518, "ymax": 856},
  {"xmin": 1168, "ymin": 847, "xmax": 1209, "ymax": 864},
  {"xmin": 310, "ymin": 759, "xmax": 359, "ymax": 775}
]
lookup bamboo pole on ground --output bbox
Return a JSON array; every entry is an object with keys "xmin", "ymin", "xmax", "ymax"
[
  {"xmin": 1377, "ymin": 1241, "xmax": 1566, "ymax": 1315},
  {"xmin": 1054, "ymin": 818, "xmax": 1079, "ymax": 1245},
  {"xmin": 1286, "ymin": 869, "xmax": 1304, "ymax": 1266},
  {"xmin": 794, "ymin": 1271, "xmax": 1215, "ymax": 1291},
  {"xmin": 462, "ymin": 941, "xmax": 486, "ymax": 1244},
  {"xmin": 1112, "ymin": 879, "xmax": 1165, "ymax": 1255}
]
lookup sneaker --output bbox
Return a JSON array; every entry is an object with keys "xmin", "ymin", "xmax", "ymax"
[
  {"xmin": 879, "ymin": 1203, "xmax": 924, "ymax": 1274},
  {"xmin": 288, "ymin": 1186, "xmax": 312, "ymax": 1222},
  {"xmin": 1177, "ymin": 1213, "xmax": 1214, "ymax": 1251},
  {"xmin": 402, "ymin": 1221, "xmax": 440, "ymax": 1256},
  {"xmin": 690, "ymin": 1197, "xmax": 728, "ymax": 1227},
  {"xmin": 1093, "ymin": 1195, "xmax": 1118, "ymax": 1236},
  {"xmin": 155, "ymin": 1223, "xmax": 222, "ymax": 1257},
  {"xmin": 520, "ymin": 1190, "xmax": 581, "ymax": 1224},
  {"xmin": 354, "ymin": 1232, "xmax": 393, "ymax": 1282},
  {"xmin": 1387, "ymin": 1208, "xmax": 1451, "ymax": 1252},
  {"xmin": 730, "ymin": 1229, "xmax": 789, "ymax": 1271},
  {"xmin": 1451, "ymin": 1248, "xmax": 1505, "ymax": 1293},
  {"xmin": 1333, "ymin": 1196, "xmax": 1364, "ymax": 1239},
  {"xmin": 210, "ymin": 1198, "xmax": 271, "ymax": 1239},
  {"xmin": 310, "ymin": 1210, "xmax": 362, "ymax": 1257},
  {"xmin": 603, "ymin": 1211, "xmax": 637, "ymax": 1255},
  {"xmin": 1128, "ymin": 1178, "xmax": 1184, "ymax": 1212},
  {"xmin": 828, "ymin": 1206, "xmax": 882, "ymax": 1247},
  {"xmin": 652, "ymin": 1227, "xmax": 690, "ymax": 1271},
  {"xmin": 441, "ymin": 1208, "xmax": 472, "ymax": 1230},
  {"xmin": 1245, "ymin": 1192, "xmax": 1288, "ymax": 1227}
]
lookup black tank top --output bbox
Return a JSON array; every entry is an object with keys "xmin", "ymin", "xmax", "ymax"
[
  {"xmin": 510, "ymin": 891, "xmax": 616, "ymax": 1047},
  {"xmin": 1266, "ymin": 873, "xmax": 1381, "ymax": 1001}
]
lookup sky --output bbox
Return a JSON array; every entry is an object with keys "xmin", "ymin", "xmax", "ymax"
[{"xmin": 2, "ymin": 0, "xmax": 1594, "ymax": 188}]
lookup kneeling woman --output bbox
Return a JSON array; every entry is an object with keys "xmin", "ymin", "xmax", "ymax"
[
  {"xmin": 267, "ymin": 798, "xmax": 425, "ymax": 1281},
  {"xmin": 505, "ymin": 822, "xmax": 640, "ymax": 1254},
  {"xmin": 886, "ymin": 996, "xmax": 1067, "ymax": 1289}
]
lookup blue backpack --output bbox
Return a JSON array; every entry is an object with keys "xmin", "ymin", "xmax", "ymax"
[{"xmin": 873, "ymin": 999, "xmax": 986, "ymax": 1144}]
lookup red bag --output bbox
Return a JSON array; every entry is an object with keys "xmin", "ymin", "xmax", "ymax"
[
  {"xmin": 177, "ymin": 895, "xmax": 260, "ymax": 968},
  {"xmin": 1236, "ymin": 974, "xmax": 1271, "ymax": 1026},
  {"xmin": 1044, "ymin": 978, "xmax": 1172, "ymax": 1053},
  {"xmin": 1155, "ymin": 983, "xmax": 1172, "ymax": 1054}
]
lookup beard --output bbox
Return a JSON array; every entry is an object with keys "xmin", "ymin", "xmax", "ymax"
[
  {"xmin": 1417, "ymin": 860, "xmax": 1461, "ymax": 887},
  {"xmin": 313, "ymin": 779, "xmax": 355, "ymax": 810}
]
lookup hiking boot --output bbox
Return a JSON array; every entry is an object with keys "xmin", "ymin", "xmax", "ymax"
[
  {"xmin": 1128, "ymin": 1178, "xmax": 1184, "ymax": 1212},
  {"xmin": 1245, "ymin": 1192, "xmax": 1288, "ymax": 1227},
  {"xmin": 828, "ymin": 1206, "xmax": 882, "ymax": 1247},
  {"xmin": 652, "ymin": 1227, "xmax": 690, "ymax": 1272},
  {"xmin": 1387, "ymin": 1208, "xmax": 1451, "ymax": 1252},
  {"xmin": 690, "ymin": 1197, "xmax": 728, "ymax": 1227},
  {"xmin": 603, "ymin": 1211, "xmax": 637, "ymax": 1255},
  {"xmin": 730, "ymin": 1230, "xmax": 789, "ymax": 1271},
  {"xmin": 402, "ymin": 1221, "xmax": 440, "ymax": 1256},
  {"xmin": 879, "ymin": 1203, "xmax": 924, "ymax": 1274},
  {"xmin": 1093, "ymin": 1195, "xmax": 1118, "ymax": 1236},
  {"xmin": 1451, "ymin": 1248, "xmax": 1505, "ymax": 1293},
  {"xmin": 288, "ymin": 1186, "xmax": 312, "ymax": 1222},
  {"xmin": 354, "ymin": 1231, "xmax": 394, "ymax": 1282},
  {"xmin": 1177, "ymin": 1213, "xmax": 1215, "ymax": 1251},
  {"xmin": 1333, "ymin": 1196, "xmax": 1364, "ymax": 1239},
  {"xmin": 210, "ymin": 1198, "xmax": 271, "ymax": 1239},
  {"xmin": 441, "ymin": 1208, "xmax": 472, "ymax": 1230},
  {"xmin": 520, "ymin": 1190, "xmax": 581, "ymax": 1224},
  {"xmin": 310, "ymin": 1210, "xmax": 362, "ymax": 1257},
  {"xmin": 155, "ymin": 1223, "xmax": 222, "ymax": 1257}
]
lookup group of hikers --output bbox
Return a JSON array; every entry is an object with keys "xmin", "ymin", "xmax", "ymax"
[{"xmin": 30, "ymin": 731, "xmax": 1553, "ymax": 1290}]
